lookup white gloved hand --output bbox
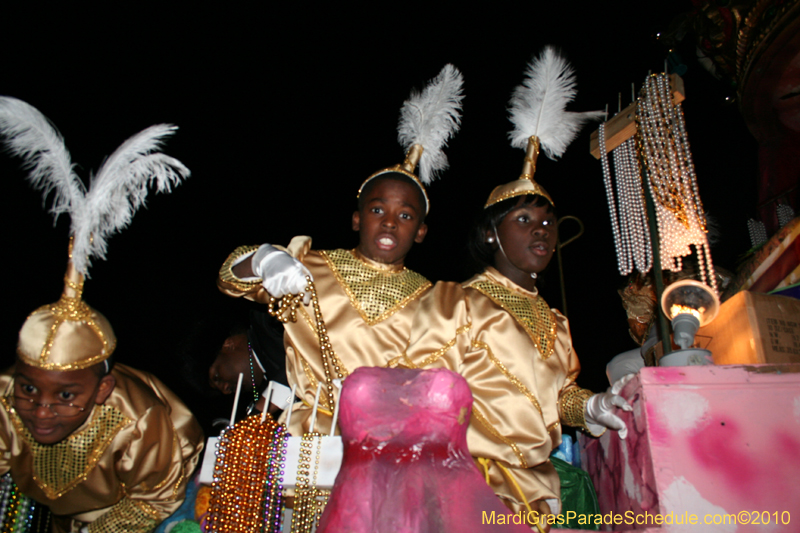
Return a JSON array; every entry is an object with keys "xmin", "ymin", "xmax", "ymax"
[
  {"xmin": 584, "ymin": 391, "xmax": 632, "ymax": 439},
  {"xmin": 252, "ymin": 244, "xmax": 313, "ymax": 304}
]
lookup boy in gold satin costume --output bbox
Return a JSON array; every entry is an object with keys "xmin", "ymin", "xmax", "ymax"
[
  {"xmin": 1, "ymin": 308, "xmax": 204, "ymax": 533},
  {"xmin": 0, "ymin": 244, "xmax": 204, "ymax": 533},
  {"xmin": 0, "ymin": 96, "xmax": 204, "ymax": 533},
  {"xmin": 217, "ymin": 65, "xmax": 464, "ymax": 436},
  {"xmin": 218, "ymin": 171, "xmax": 433, "ymax": 436}
]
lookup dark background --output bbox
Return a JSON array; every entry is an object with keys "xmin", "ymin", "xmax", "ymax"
[{"xmin": 1, "ymin": 3, "xmax": 758, "ymax": 410}]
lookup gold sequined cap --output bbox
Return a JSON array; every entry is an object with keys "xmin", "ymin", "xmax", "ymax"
[
  {"xmin": 485, "ymin": 136, "xmax": 554, "ymax": 208},
  {"xmin": 17, "ymin": 257, "xmax": 116, "ymax": 371},
  {"xmin": 357, "ymin": 144, "xmax": 431, "ymax": 214}
]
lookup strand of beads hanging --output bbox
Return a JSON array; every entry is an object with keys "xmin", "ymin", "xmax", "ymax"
[
  {"xmin": 204, "ymin": 413, "xmax": 284, "ymax": 532},
  {"xmin": 599, "ymin": 122, "xmax": 630, "ymax": 275},
  {"xmin": 612, "ymin": 135, "xmax": 633, "ymax": 274},
  {"xmin": 0, "ymin": 473, "xmax": 43, "ymax": 533},
  {"xmin": 0, "ymin": 473, "xmax": 21, "ymax": 532},
  {"xmin": 247, "ymin": 342, "xmax": 260, "ymax": 404},
  {"xmin": 309, "ymin": 430, "xmax": 325, "ymax": 528},
  {"xmin": 621, "ymin": 137, "xmax": 653, "ymax": 274},
  {"xmin": 0, "ymin": 474, "xmax": 12, "ymax": 531},
  {"xmin": 307, "ymin": 279, "xmax": 345, "ymax": 415},
  {"xmin": 635, "ymin": 73, "xmax": 718, "ymax": 294},
  {"xmin": 290, "ymin": 432, "xmax": 329, "ymax": 533},
  {"xmin": 291, "ymin": 432, "xmax": 324, "ymax": 533},
  {"xmin": 262, "ymin": 422, "xmax": 288, "ymax": 532},
  {"xmin": 600, "ymin": 117, "xmax": 652, "ymax": 276}
]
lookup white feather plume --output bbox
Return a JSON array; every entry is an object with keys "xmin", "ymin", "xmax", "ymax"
[
  {"xmin": 0, "ymin": 97, "xmax": 190, "ymax": 276},
  {"xmin": 72, "ymin": 124, "xmax": 190, "ymax": 274},
  {"xmin": 508, "ymin": 46, "xmax": 604, "ymax": 159},
  {"xmin": 397, "ymin": 64, "xmax": 464, "ymax": 184},
  {"xmin": 0, "ymin": 96, "xmax": 85, "ymax": 220}
]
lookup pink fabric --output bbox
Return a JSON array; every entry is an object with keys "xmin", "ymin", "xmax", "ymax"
[{"xmin": 318, "ymin": 367, "xmax": 529, "ymax": 532}]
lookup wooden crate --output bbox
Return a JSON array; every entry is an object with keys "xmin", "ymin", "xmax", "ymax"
[{"xmin": 697, "ymin": 291, "xmax": 800, "ymax": 364}]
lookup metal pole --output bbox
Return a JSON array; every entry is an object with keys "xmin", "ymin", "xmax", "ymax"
[{"xmin": 640, "ymin": 166, "xmax": 672, "ymax": 360}]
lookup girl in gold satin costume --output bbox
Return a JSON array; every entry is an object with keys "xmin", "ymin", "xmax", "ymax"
[
  {"xmin": 392, "ymin": 48, "xmax": 630, "ymax": 531},
  {"xmin": 392, "ymin": 190, "xmax": 630, "ymax": 531}
]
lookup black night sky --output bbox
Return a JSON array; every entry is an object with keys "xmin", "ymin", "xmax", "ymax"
[{"xmin": 1, "ymin": 3, "xmax": 758, "ymax": 408}]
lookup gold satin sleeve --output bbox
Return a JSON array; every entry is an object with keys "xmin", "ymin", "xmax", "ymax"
[
  {"xmin": 400, "ymin": 272, "xmax": 584, "ymax": 513},
  {"xmin": 109, "ymin": 367, "xmax": 205, "ymax": 524},
  {"xmin": 217, "ymin": 236, "xmax": 313, "ymax": 303}
]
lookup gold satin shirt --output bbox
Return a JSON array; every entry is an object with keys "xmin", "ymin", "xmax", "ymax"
[
  {"xmin": 217, "ymin": 236, "xmax": 432, "ymax": 436},
  {"xmin": 0, "ymin": 364, "xmax": 204, "ymax": 533},
  {"xmin": 392, "ymin": 268, "xmax": 587, "ymax": 513}
]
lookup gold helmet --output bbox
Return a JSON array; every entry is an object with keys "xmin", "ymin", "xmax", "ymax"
[{"xmin": 18, "ymin": 250, "xmax": 116, "ymax": 370}]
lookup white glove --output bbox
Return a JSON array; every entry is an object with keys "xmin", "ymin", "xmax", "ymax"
[
  {"xmin": 252, "ymin": 244, "xmax": 313, "ymax": 304},
  {"xmin": 584, "ymin": 391, "xmax": 632, "ymax": 439},
  {"xmin": 80, "ymin": 527, "xmax": 89, "ymax": 533}
]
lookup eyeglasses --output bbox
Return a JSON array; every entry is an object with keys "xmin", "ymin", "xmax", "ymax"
[{"xmin": 10, "ymin": 396, "xmax": 87, "ymax": 417}]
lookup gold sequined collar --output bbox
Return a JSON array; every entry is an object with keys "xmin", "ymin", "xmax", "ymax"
[
  {"xmin": 1, "ymin": 397, "xmax": 130, "ymax": 499},
  {"xmin": 468, "ymin": 268, "xmax": 557, "ymax": 359},
  {"xmin": 320, "ymin": 249, "xmax": 431, "ymax": 325}
]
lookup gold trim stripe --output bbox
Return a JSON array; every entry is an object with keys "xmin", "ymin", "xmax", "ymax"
[
  {"xmin": 471, "ymin": 407, "xmax": 528, "ymax": 468},
  {"xmin": 473, "ymin": 340, "xmax": 543, "ymax": 417}
]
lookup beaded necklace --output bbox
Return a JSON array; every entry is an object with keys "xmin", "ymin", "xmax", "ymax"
[
  {"xmin": 289, "ymin": 432, "xmax": 331, "ymax": 533},
  {"xmin": 0, "ymin": 473, "xmax": 50, "ymax": 533},
  {"xmin": 263, "ymin": 423, "xmax": 288, "ymax": 532},
  {"xmin": 635, "ymin": 73, "xmax": 717, "ymax": 293},
  {"xmin": 204, "ymin": 413, "xmax": 286, "ymax": 532},
  {"xmin": 599, "ymin": 122, "xmax": 653, "ymax": 275},
  {"xmin": 247, "ymin": 341, "xmax": 260, "ymax": 404}
]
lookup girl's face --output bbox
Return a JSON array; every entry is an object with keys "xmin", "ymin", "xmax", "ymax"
[{"xmin": 490, "ymin": 199, "xmax": 557, "ymax": 289}]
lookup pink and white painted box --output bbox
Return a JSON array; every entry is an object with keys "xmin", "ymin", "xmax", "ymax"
[{"xmin": 580, "ymin": 364, "xmax": 800, "ymax": 532}]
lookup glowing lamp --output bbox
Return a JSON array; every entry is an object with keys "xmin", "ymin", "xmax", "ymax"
[{"xmin": 659, "ymin": 279, "xmax": 720, "ymax": 365}]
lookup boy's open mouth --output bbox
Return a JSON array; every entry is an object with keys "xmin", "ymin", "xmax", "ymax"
[{"xmin": 377, "ymin": 236, "xmax": 397, "ymax": 250}]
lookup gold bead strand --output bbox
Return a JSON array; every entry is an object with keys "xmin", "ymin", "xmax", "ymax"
[{"xmin": 306, "ymin": 279, "xmax": 344, "ymax": 415}]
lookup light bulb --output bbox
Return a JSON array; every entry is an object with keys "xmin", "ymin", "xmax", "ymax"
[{"xmin": 661, "ymin": 279, "xmax": 720, "ymax": 353}]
